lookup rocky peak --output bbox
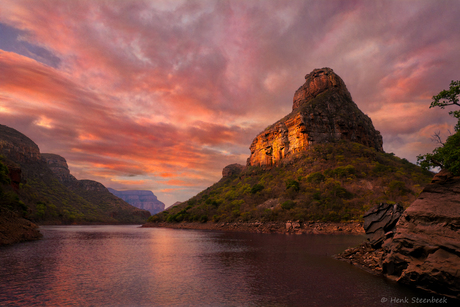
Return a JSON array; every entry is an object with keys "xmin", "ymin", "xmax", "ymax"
[
  {"xmin": 293, "ymin": 67, "xmax": 352, "ymax": 111},
  {"xmin": 247, "ymin": 67, "xmax": 383, "ymax": 167}
]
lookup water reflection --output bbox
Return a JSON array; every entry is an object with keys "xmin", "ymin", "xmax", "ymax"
[{"xmin": 0, "ymin": 226, "xmax": 451, "ymax": 306}]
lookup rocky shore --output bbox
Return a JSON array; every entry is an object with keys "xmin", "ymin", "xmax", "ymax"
[
  {"xmin": 335, "ymin": 171, "xmax": 460, "ymax": 300},
  {"xmin": 142, "ymin": 220, "xmax": 364, "ymax": 235},
  {"xmin": 0, "ymin": 209, "xmax": 42, "ymax": 246}
]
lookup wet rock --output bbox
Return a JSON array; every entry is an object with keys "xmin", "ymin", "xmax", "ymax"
[{"xmin": 363, "ymin": 202, "xmax": 403, "ymax": 248}]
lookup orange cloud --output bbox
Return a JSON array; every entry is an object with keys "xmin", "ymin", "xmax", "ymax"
[{"xmin": 1, "ymin": 0, "xmax": 460, "ymax": 206}]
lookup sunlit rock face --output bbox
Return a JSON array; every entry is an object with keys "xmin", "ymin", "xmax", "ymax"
[{"xmin": 247, "ymin": 67, "xmax": 383, "ymax": 167}]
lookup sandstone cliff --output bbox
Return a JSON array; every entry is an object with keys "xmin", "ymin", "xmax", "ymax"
[
  {"xmin": 108, "ymin": 188, "xmax": 165, "ymax": 215},
  {"xmin": 381, "ymin": 170, "xmax": 460, "ymax": 299},
  {"xmin": 248, "ymin": 68, "xmax": 383, "ymax": 167},
  {"xmin": 336, "ymin": 170, "xmax": 460, "ymax": 300}
]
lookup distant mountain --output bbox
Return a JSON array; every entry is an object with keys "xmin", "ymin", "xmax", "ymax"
[{"xmin": 108, "ymin": 188, "xmax": 165, "ymax": 215}]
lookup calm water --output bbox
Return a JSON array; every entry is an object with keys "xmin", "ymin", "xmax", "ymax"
[{"xmin": 0, "ymin": 225, "xmax": 449, "ymax": 306}]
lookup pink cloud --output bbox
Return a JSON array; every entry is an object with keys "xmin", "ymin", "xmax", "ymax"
[{"xmin": 1, "ymin": 0, "xmax": 460, "ymax": 205}]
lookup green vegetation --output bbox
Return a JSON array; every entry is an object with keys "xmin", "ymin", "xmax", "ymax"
[
  {"xmin": 0, "ymin": 155, "xmax": 147, "ymax": 224},
  {"xmin": 417, "ymin": 80, "xmax": 460, "ymax": 175},
  {"xmin": 149, "ymin": 140, "xmax": 432, "ymax": 224}
]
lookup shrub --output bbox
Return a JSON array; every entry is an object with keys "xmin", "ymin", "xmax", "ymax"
[
  {"xmin": 251, "ymin": 183, "xmax": 264, "ymax": 194},
  {"xmin": 281, "ymin": 200, "xmax": 295, "ymax": 210},
  {"xmin": 388, "ymin": 180, "xmax": 411, "ymax": 196},
  {"xmin": 285, "ymin": 179, "xmax": 300, "ymax": 192},
  {"xmin": 199, "ymin": 215, "xmax": 208, "ymax": 223},
  {"xmin": 0, "ymin": 161, "xmax": 11, "ymax": 185},
  {"xmin": 306, "ymin": 172, "xmax": 325, "ymax": 183}
]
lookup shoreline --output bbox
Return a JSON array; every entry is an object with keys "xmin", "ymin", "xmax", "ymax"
[{"xmin": 142, "ymin": 220, "xmax": 365, "ymax": 235}]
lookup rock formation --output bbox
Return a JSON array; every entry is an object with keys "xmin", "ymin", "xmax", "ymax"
[
  {"xmin": 247, "ymin": 68, "xmax": 383, "ymax": 167},
  {"xmin": 381, "ymin": 170, "xmax": 460, "ymax": 299},
  {"xmin": 40, "ymin": 153, "xmax": 77, "ymax": 185},
  {"xmin": 222, "ymin": 163, "xmax": 245, "ymax": 178},
  {"xmin": 363, "ymin": 202, "xmax": 404, "ymax": 248},
  {"xmin": 108, "ymin": 188, "xmax": 165, "ymax": 215}
]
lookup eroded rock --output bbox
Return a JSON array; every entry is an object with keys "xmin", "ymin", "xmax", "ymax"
[
  {"xmin": 222, "ymin": 163, "xmax": 245, "ymax": 178},
  {"xmin": 247, "ymin": 67, "xmax": 383, "ymax": 167},
  {"xmin": 363, "ymin": 202, "xmax": 404, "ymax": 248},
  {"xmin": 381, "ymin": 170, "xmax": 460, "ymax": 299}
]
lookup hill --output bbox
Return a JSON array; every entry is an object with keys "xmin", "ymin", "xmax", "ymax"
[
  {"xmin": 149, "ymin": 140, "xmax": 432, "ymax": 225},
  {"xmin": 146, "ymin": 68, "xmax": 433, "ymax": 227}
]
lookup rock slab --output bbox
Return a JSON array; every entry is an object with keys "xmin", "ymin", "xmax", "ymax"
[
  {"xmin": 382, "ymin": 170, "xmax": 460, "ymax": 299},
  {"xmin": 363, "ymin": 202, "xmax": 404, "ymax": 247}
]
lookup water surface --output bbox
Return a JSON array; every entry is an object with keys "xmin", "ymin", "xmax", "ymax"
[{"xmin": 0, "ymin": 225, "xmax": 447, "ymax": 306}]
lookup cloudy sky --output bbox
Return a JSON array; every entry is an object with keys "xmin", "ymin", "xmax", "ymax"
[{"xmin": 1, "ymin": 0, "xmax": 459, "ymax": 206}]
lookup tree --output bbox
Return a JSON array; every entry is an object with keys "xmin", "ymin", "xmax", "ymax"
[
  {"xmin": 430, "ymin": 80, "xmax": 460, "ymax": 130},
  {"xmin": 417, "ymin": 80, "xmax": 460, "ymax": 174}
]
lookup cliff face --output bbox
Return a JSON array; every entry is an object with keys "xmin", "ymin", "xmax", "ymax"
[
  {"xmin": 381, "ymin": 170, "xmax": 460, "ymax": 299},
  {"xmin": 108, "ymin": 188, "xmax": 165, "ymax": 215},
  {"xmin": 40, "ymin": 153, "xmax": 77, "ymax": 185},
  {"xmin": 0, "ymin": 124, "xmax": 41, "ymax": 164},
  {"xmin": 247, "ymin": 68, "xmax": 383, "ymax": 167}
]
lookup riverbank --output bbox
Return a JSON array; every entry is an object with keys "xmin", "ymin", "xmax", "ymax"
[
  {"xmin": 0, "ymin": 209, "xmax": 42, "ymax": 246},
  {"xmin": 142, "ymin": 220, "xmax": 365, "ymax": 235}
]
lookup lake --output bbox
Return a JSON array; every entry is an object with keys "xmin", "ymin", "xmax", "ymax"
[{"xmin": 0, "ymin": 225, "xmax": 448, "ymax": 306}]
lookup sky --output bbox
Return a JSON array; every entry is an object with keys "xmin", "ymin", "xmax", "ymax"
[{"xmin": 1, "ymin": 0, "xmax": 459, "ymax": 207}]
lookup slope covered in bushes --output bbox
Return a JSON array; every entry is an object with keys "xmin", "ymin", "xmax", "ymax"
[{"xmin": 149, "ymin": 140, "xmax": 432, "ymax": 224}]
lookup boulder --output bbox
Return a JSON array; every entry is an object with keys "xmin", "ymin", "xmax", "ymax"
[{"xmin": 363, "ymin": 202, "xmax": 404, "ymax": 247}]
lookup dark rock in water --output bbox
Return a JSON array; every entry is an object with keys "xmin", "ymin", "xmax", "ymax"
[
  {"xmin": 381, "ymin": 170, "xmax": 460, "ymax": 299},
  {"xmin": 363, "ymin": 202, "xmax": 403, "ymax": 248}
]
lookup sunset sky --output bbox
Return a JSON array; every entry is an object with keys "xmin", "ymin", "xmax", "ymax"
[{"xmin": 1, "ymin": 0, "xmax": 459, "ymax": 207}]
